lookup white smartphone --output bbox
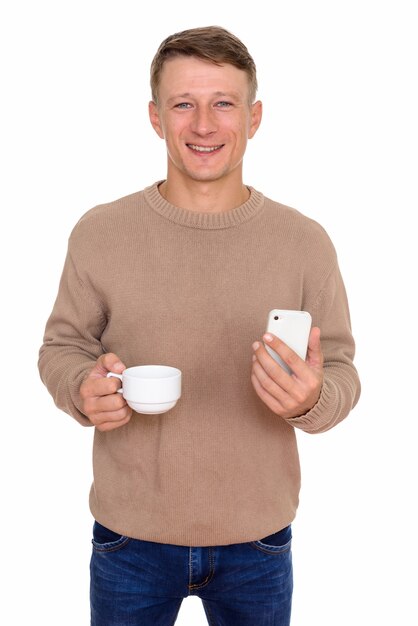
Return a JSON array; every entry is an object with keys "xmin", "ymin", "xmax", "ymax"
[{"xmin": 265, "ymin": 309, "xmax": 312, "ymax": 374}]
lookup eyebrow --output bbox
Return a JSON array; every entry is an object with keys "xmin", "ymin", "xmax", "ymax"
[{"xmin": 166, "ymin": 91, "xmax": 243, "ymax": 104}]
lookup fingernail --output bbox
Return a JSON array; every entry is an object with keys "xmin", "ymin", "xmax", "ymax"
[
  {"xmin": 252, "ymin": 341, "xmax": 260, "ymax": 351},
  {"xmin": 252, "ymin": 354, "xmax": 257, "ymax": 362},
  {"xmin": 263, "ymin": 333, "xmax": 273, "ymax": 342}
]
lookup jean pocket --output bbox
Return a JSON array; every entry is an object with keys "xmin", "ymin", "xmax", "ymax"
[
  {"xmin": 251, "ymin": 524, "xmax": 292, "ymax": 555},
  {"xmin": 92, "ymin": 521, "xmax": 130, "ymax": 553}
]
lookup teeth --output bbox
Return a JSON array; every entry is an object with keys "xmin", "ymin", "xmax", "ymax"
[{"xmin": 188, "ymin": 144, "xmax": 222, "ymax": 153}]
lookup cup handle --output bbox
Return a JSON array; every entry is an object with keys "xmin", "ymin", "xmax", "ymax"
[{"xmin": 106, "ymin": 372, "xmax": 123, "ymax": 394}]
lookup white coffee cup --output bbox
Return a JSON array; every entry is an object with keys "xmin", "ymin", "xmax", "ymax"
[{"xmin": 107, "ymin": 365, "xmax": 182, "ymax": 414}]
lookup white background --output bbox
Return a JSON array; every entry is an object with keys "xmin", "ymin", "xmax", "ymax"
[{"xmin": 1, "ymin": 1, "xmax": 417, "ymax": 624}]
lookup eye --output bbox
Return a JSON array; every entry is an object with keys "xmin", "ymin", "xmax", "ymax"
[
  {"xmin": 174, "ymin": 102, "xmax": 192, "ymax": 109},
  {"xmin": 215, "ymin": 101, "xmax": 233, "ymax": 108}
]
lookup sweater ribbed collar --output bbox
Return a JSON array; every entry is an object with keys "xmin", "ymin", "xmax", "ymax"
[{"xmin": 144, "ymin": 181, "xmax": 265, "ymax": 230}]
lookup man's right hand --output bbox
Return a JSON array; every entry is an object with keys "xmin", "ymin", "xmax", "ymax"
[{"xmin": 80, "ymin": 353, "xmax": 133, "ymax": 431}]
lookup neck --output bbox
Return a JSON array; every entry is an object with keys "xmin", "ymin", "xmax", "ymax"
[{"xmin": 159, "ymin": 172, "xmax": 250, "ymax": 213}]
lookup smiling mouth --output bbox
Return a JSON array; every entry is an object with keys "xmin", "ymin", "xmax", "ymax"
[{"xmin": 187, "ymin": 144, "xmax": 224, "ymax": 153}]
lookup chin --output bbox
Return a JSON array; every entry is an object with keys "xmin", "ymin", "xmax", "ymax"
[{"xmin": 182, "ymin": 166, "xmax": 231, "ymax": 183}]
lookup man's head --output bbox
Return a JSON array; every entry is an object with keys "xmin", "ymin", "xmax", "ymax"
[
  {"xmin": 148, "ymin": 26, "xmax": 262, "ymax": 193},
  {"xmin": 150, "ymin": 26, "xmax": 258, "ymax": 106}
]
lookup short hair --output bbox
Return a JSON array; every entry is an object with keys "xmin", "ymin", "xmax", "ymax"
[{"xmin": 150, "ymin": 25, "xmax": 258, "ymax": 104}]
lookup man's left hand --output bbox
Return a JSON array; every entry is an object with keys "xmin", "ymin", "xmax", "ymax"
[{"xmin": 251, "ymin": 327, "xmax": 324, "ymax": 418}]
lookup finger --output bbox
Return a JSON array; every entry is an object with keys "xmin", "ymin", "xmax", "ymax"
[
  {"xmin": 89, "ymin": 404, "xmax": 132, "ymax": 425},
  {"xmin": 251, "ymin": 372, "xmax": 286, "ymax": 416},
  {"xmin": 80, "ymin": 374, "xmax": 123, "ymax": 400},
  {"xmin": 251, "ymin": 357, "xmax": 291, "ymax": 403},
  {"xmin": 306, "ymin": 327, "xmax": 323, "ymax": 369},
  {"xmin": 252, "ymin": 340, "xmax": 295, "ymax": 392},
  {"xmin": 91, "ymin": 410, "xmax": 133, "ymax": 432},
  {"xmin": 96, "ymin": 417, "xmax": 132, "ymax": 432},
  {"xmin": 83, "ymin": 388, "xmax": 128, "ymax": 415},
  {"xmin": 262, "ymin": 333, "xmax": 308, "ymax": 378},
  {"xmin": 89, "ymin": 353, "xmax": 126, "ymax": 379}
]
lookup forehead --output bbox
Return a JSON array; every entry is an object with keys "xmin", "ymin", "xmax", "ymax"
[{"xmin": 158, "ymin": 56, "xmax": 250, "ymax": 99}]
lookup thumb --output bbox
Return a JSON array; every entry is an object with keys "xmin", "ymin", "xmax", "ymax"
[
  {"xmin": 306, "ymin": 327, "xmax": 323, "ymax": 369},
  {"xmin": 89, "ymin": 353, "xmax": 126, "ymax": 379}
]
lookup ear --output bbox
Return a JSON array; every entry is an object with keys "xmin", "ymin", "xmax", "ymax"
[
  {"xmin": 148, "ymin": 101, "xmax": 165, "ymax": 139},
  {"xmin": 248, "ymin": 100, "xmax": 262, "ymax": 139}
]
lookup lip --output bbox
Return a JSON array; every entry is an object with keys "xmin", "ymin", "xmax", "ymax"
[{"xmin": 186, "ymin": 143, "xmax": 224, "ymax": 154}]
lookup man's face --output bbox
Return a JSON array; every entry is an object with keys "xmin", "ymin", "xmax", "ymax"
[{"xmin": 149, "ymin": 56, "xmax": 262, "ymax": 185}]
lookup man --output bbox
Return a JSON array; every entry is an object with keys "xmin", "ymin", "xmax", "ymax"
[{"xmin": 39, "ymin": 26, "xmax": 361, "ymax": 626}]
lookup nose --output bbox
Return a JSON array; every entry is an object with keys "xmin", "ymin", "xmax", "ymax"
[{"xmin": 190, "ymin": 106, "xmax": 217, "ymax": 136}]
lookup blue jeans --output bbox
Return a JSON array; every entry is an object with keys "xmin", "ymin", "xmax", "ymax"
[{"xmin": 90, "ymin": 521, "xmax": 293, "ymax": 625}]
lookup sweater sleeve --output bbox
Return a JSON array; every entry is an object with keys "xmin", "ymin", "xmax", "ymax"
[
  {"xmin": 286, "ymin": 262, "xmax": 361, "ymax": 434},
  {"xmin": 38, "ymin": 246, "xmax": 107, "ymax": 426}
]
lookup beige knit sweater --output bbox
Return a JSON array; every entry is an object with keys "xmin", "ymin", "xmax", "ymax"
[{"xmin": 38, "ymin": 181, "xmax": 360, "ymax": 546}]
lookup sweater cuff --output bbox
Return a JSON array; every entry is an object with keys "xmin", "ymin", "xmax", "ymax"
[
  {"xmin": 66, "ymin": 362, "xmax": 96, "ymax": 426},
  {"xmin": 55, "ymin": 361, "xmax": 94, "ymax": 426},
  {"xmin": 285, "ymin": 377, "xmax": 344, "ymax": 434}
]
